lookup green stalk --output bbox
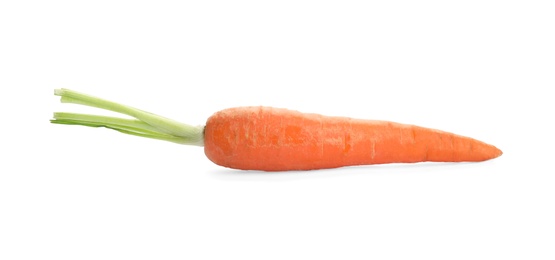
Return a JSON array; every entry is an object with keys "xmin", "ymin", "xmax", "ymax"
[{"xmin": 51, "ymin": 89, "xmax": 204, "ymax": 146}]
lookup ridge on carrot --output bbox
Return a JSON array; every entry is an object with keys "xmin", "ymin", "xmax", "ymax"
[{"xmin": 51, "ymin": 89, "xmax": 502, "ymax": 171}]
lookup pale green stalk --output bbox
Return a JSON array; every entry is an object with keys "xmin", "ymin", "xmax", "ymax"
[{"xmin": 51, "ymin": 89, "xmax": 204, "ymax": 146}]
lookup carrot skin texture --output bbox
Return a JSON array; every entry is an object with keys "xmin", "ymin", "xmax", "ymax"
[{"xmin": 203, "ymin": 107, "xmax": 502, "ymax": 171}]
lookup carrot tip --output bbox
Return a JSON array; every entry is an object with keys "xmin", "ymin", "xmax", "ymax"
[{"xmin": 487, "ymin": 146, "xmax": 503, "ymax": 160}]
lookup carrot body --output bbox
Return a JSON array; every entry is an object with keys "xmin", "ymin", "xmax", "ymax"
[{"xmin": 204, "ymin": 107, "xmax": 502, "ymax": 171}]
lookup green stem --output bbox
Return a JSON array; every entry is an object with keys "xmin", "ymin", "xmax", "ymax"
[
  {"xmin": 53, "ymin": 112, "xmax": 163, "ymax": 134},
  {"xmin": 52, "ymin": 89, "xmax": 204, "ymax": 146}
]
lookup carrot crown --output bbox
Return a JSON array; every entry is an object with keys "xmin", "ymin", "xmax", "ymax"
[{"xmin": 51, "ymin": 89, "xmax": 204, "ymax": 146}]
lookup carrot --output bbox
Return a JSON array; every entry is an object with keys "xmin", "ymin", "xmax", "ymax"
[{"xmin": 51, "ymin": 89, "xmax": 502, "ymax": 171}]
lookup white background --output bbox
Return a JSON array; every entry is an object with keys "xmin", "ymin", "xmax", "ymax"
[{"xmin": 1, "ymin": 1, "xmax": 554, "ymax": 259}]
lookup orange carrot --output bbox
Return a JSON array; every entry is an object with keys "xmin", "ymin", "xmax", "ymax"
[
  {"xmin": 51, "ymin": 89, "xmax": 502, "ymax": 171},
  {"xmin": 204, "ymin": 107, "xmax": 502, "ymax": 171}
]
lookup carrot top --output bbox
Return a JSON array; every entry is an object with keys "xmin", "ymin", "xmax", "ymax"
[{"xmin": 51, "ymin": 89, "xmax": 204, "ymax": 146}]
